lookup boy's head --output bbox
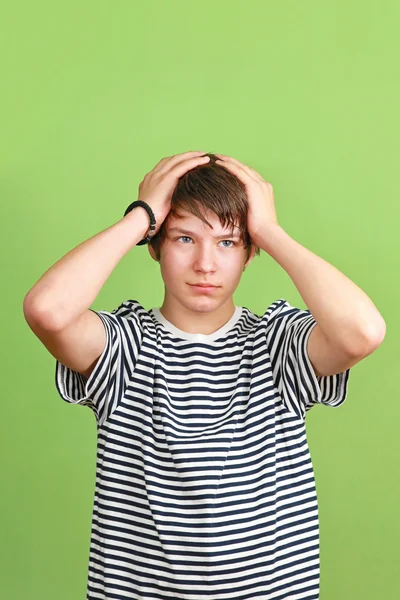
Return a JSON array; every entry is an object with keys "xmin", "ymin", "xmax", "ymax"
[
  {"xmin": 148, "ymin": 153, "xmax": 260, "ymax": 264},
  {"xmin": 147, "ymin": 152, "xmax": 260, "ymax": 318}
]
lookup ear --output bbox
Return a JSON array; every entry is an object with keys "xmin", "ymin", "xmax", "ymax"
[
  {"xmin": 147, "ymin": 244, "xmax": 159, "ymax": 262},
  {"xmin": 244, "ymin": 245, "xmax": 256, "ymax": 269}
]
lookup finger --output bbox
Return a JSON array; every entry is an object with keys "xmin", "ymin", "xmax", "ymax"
[
  {"xmin": 151, "ymin": 151, "xmax": 208, "ymax": 175},
  {"xmin": 215, "ymin": 157, "xmax": 260, "ymax": 184},
  {"xmin": 215, "ymin": 154, "xmax": 264, "ymax": 183},
  {"xmin": 167, "ymin": 154, "xmax": 210, "ymax": 179}
]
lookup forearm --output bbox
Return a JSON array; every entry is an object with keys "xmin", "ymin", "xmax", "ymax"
[
  {"xmin": 255, "ymin": 225, "xmax": 386, "ymax": 354},
  {"xmin": 23, "ymin": 207, "xmax": 150, "ymax": 330}
]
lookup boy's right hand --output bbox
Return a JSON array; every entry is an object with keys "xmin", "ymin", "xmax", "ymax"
[{"xmin": 137, "ymin": 151, "xmax": 211, "ymax": 236}]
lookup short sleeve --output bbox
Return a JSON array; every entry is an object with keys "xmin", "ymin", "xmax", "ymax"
[
  {"xmin": 265, "ymin": 299, "xmax": 351, "ymax": 420},
  {"xmin": 55, "ymin": 300, "xmax": 144, "ymax": 426}
]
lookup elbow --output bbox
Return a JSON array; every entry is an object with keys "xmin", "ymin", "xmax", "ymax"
[
  {"xmin": 23, "ymin": 294, "xmax": 59, "ymax": 331},
  {"xmin": 367, "ymin": 316, "xmax": 386, "ymax": 348},
  {"xmin": 354, "ymin": 317, "xmax": 386, "ymax": 357}
]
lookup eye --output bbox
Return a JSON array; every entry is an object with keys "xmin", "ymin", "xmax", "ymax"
[{"xmin": 176, "ymin": 236, "xmax": 236, "ymax": 247}]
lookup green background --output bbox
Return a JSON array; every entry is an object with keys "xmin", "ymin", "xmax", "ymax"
[{"xmin": 1, "ymin": 1, "xmax": 398, "ymax": 598}]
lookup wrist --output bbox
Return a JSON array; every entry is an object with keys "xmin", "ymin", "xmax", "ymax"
[
  {"xmin": 124, "ymin": 205, "xmax": 151, "ymax": 239},
  {"xmin": 252, "ymin": 223, "xmax": 284, "ymax": 252}
]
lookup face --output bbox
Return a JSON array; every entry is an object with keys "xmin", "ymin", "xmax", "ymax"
[{"xmin": 148, "ymin": 208, "xmax": 255, "ymax": 317}]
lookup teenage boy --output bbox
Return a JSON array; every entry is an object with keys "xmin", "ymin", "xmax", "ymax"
[{"xmin": 23, "ymin": 150, "xmax": 385, "ymax": 600}]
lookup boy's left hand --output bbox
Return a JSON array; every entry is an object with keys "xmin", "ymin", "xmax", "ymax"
[{"xmin": 214, "ymin": 153, "xmax": 279, "ymax": 245}]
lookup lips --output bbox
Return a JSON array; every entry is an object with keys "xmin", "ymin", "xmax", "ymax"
[{"xmin": 188, "ymin": 283, "xmax": 219, "ymax": 293}]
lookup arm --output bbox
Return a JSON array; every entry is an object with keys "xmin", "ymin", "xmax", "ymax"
[
  {"xmin": 255, "ymin": 225, "xmax": 386, "ymax": 375},
  {"xmin": 23, "ymin": 207, "xmax": 149, "ymax": 331}
]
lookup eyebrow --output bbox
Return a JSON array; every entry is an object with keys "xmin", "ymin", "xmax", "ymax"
[{"xmin": 168, "ymin": 227, "xmax": 241, "ymax": 239}]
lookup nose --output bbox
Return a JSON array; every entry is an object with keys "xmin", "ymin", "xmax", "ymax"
[{"xmin": 192, "ymin": 244, "xmax": 218, "ymax": 273}]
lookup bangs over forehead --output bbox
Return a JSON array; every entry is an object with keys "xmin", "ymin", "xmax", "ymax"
[{"xmin": 167, "ymin": 209, "xmax": 242, "ymax": 238}]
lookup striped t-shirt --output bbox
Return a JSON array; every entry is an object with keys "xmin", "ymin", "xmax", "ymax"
[{"xmin": 55, "ymin": 298, "xmax": 351, "ymax": 600}]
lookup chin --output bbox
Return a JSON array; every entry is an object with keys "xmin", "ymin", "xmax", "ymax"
[{"xmin": 184, "ymin": 295, "xmax": 228, "ymax": 312}]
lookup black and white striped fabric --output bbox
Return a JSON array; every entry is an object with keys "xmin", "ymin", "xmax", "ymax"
[{"xmin": 55, "ymin": 298, "xmax": 351, "ymax": 600}]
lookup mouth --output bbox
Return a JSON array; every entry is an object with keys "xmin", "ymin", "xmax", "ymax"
[{"xmin": 188, "ymin": 283, "xmax": 219, "ymax": 292}]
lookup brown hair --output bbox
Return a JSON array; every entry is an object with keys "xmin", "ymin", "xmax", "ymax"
[{"xmin": 149, "ymin": 152, "xmax": 261, "ymax": 262}]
